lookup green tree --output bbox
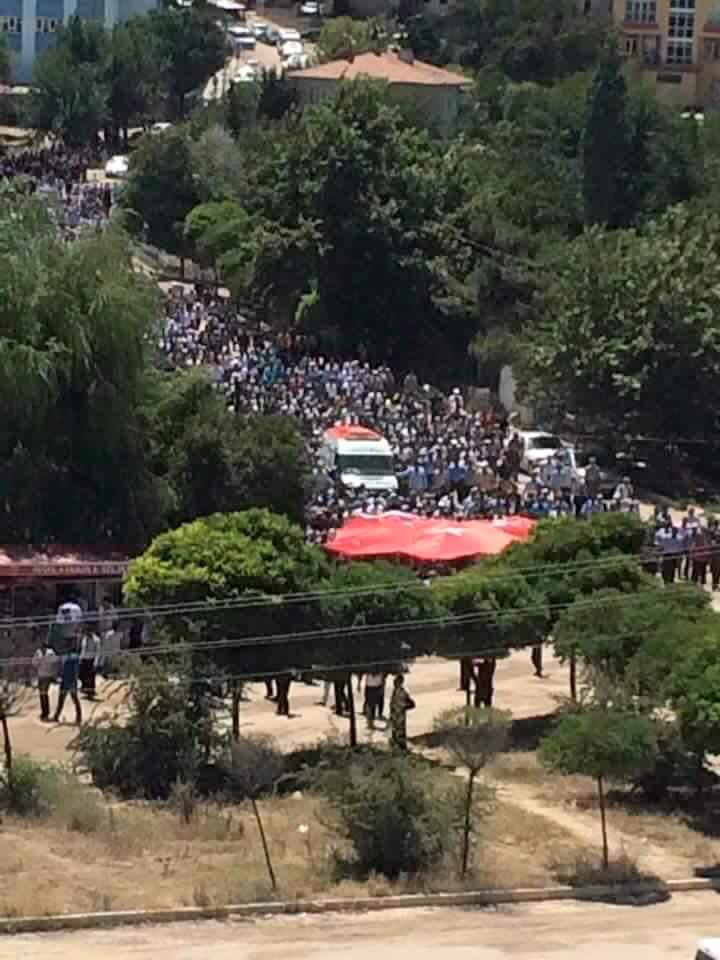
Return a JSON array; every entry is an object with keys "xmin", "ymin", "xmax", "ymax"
[
  {"xmin": 185, "ymin": 199, "xmax": 249, "ymax": 273},
  {"xmin": 148, "ymin": 3, "xmax": 228, "ymax": 119},
  {"xmin": 218, "ymin": 80, "xmax": 477, "ymax": 377},
  {"xmin": 581, "ymin": 43, "xmax": 629, "ymax": 227},
  {"xmin": 124, "ymin": 510, "xmax": 329, "ymax": 737},
  {"xmin": 29, "ymin": 18, "xmax": 108, "ymax": 145},
  {"xmin": 0, "ymin": 34, "xmax": 11, "ymax": 83},
  {"xmin": 521, "ymin": 206, "xmax": 720, "ymax": 440},
  {"xmin": 433, "ymin": 559, "xmax": 548, "ymax": 706},
  {"xmin": 106, "ymin": 20, "xmax": 159, "ymax": 147},
  {"xmin": 318, "ymin": 561, "xmax": 444, "ymax": 746},
  {"xmin": 540, "ymin": 709, "xmax": 657, "ymax": 868},
  {"xmin": 122, "ymin": 126, "xmax": 200, "ymax": 261},
  {"xmin": 0, "ymin": 190, "xmax": 164, "ymax": 547},
  {"xmin": 145, "ymin": 370, "xmax": 309, "ymax": 525},
  {"xmin": 554, "ymin": 583, "xmax": 710, "ymax": 704},
  {"xmin": 316, "ymin": 16, "xmax": 384, "ymax": 61},
  {"xmin": 434, "ymin": 706, "xmax": 510, "ymax": 877}
]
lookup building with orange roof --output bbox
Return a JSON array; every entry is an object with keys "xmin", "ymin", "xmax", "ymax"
[{"xmin": 286, "ymin": 48, "xmax": 471, "ymax": 135}]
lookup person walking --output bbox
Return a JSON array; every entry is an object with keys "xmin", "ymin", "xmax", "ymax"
[
  {"xmin": 275, "ymin": 672, "xmax": 292, "ymax": 717},
  {"xmin": 33, "ymin": 639, "xmax": 58, "ymax": 722},
  {"xmin": 79, "ymin": 625, "xmax": 100, "ymax": 699},
  {"xmin": 53, "ymin": 648, "xmax": 82, "ymax": 726},
  {"xmin": 364, "ymin": 671, "xmax": 386, "ymax": 728},
  {"xmin": 389, "ymin": 674, "xmax": 415, "ymax": 750},
  {"xmin": 473, "ymin": 657, "xmax": 497, "ymax": 708}
]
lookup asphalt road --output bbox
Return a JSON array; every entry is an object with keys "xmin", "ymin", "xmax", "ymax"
[{"xmin": 1, "ymin": 895, "xmax": 716, "ymax": 959}]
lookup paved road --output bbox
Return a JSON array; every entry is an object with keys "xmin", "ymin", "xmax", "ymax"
[{"xmin": 1, "ymin": 896, "xmax": 716, "ymax": 959}]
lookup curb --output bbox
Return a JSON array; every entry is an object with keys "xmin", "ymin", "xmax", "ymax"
[{"xmin": 1, "ymin": 877, "xmax": 719, "ymax": 935}]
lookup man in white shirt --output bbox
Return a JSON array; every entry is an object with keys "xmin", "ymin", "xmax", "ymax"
[
  {"xmin": 33, "ymin": 640, "xmax": 58, "ymax": 722},
  {"xmin": 364, "ymin": 672, "xmax": 386, "ymax": 728}
]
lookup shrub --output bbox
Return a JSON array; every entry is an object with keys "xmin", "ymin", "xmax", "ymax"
[
  {"xmin": 0, "ymin": 755, "xmax": 104, "ymax": 831},
  {"xmin": 73, "ymin": 658, "xmax": 220, "ymax": 799},
  {"xmin": 317, "ymin": 752, "xmax": 461, "ymax": 879}
]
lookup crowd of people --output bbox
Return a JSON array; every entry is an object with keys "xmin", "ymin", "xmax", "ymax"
[
  {"xmin": 159, "ymin": 285, "xmax": 642, "ymax": 544},
  {"xmin": 0, "ymin": 143, "xmax": 113, "ymax": 234},
  {"xmin": 648, "ymin": 505, "xmax": 720, "ymax": 589}
]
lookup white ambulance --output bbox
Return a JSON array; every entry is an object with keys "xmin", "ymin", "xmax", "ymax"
[{"xmin": 319, "ymin": 425, "xmax": 398, "ymax": 493}]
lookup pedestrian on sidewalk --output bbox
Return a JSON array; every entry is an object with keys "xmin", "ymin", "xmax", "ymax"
[
  {"xmin": 364, "ymin": 671, "xmax": 386, "ymax": 728},
  {"xmin": 276, "ymin": 672, "xmax": 292, "ymax": 717},
  {"xmin": 79, "ymin": 624, "xmax": 100, "ymax": 699}
]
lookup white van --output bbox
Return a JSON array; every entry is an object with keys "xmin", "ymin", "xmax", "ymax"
[{"xmin": 319, "ymin": 425, "xmax": 398, "ymax": 493}]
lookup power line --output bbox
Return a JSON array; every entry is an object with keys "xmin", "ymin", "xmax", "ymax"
[
  {"xmin": 0, "ymin": 542, "xmax": 684, "ymax": 630},
  {"xmin": 0, "ymin": 578, "xmax": 706, "ymax": 669}
]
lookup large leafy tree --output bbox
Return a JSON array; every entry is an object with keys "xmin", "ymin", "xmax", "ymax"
[
  {"xmin": 522, "ymin": 205, "xmax": 720, "ymax": 440},
  {"xmin": 106, "ymin": 20, "xmax": 159, "ymax": 148},
  {"xmin": 217, "ymin": 80, "xmax": 477, "ymax": 377},
  {"xmin": 147, "ymin": 2, "xmax": 227, "ymax": 119},
  {"xmin": 581, "ymin": 42, "xmax": 629, "ymax": 227},
  {"xmin": 0, "ymin": 190, "xmax": 164, "ymax": 547},
  {"xmin": 318, "ymin": 561, "xmax": 444, "ymax": 745},
  {"xmin": 124, "ymin": 510, "xmax": 330, "ymax": 735},
  {"xmin": 122, "ymin": 126, "xmax": 200, "ymax": 259},
  {"xmin": 29, "ymin": 17, "xmax": 108, "ymax": 146},
  {"xmin": 145, "ymin": 370, "xmax": 309, "ymax": 526}
]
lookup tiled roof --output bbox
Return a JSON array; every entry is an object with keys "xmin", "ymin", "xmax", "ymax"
[{"xmin": 287, "ymin": 50, "xmax": 470, "ymax": 87}]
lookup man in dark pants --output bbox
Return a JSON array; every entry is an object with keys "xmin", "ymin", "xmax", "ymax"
[
  {"xmin": 53, "ymin": 649, "xmax": 82, "ymax": 726},
  {"xmin": 275, "ymin": 673, "xmax": 292, "ymax": 717}
]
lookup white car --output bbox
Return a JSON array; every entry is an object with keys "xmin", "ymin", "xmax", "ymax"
[
  {"xmin": 300, "ymin": 0, "xmax": 323, "ymax": 14},
  {"xmin": 228, "ymin": 24, "xmax": 256, "ymax": 48},
  {"xmin": 280, "ymin": 39, "xmax": 304, "ymax": 58},
  {"xmin": 517, "ymin": 431, "xmax": 577, "ymax": 476},
  {"xmin": 276, "ymin": 27, "xmax": 301, "ymax": 47},
  {"xmin": 283, "ymin": 52, "xmax": 308, "ymax": 69},
  {"xmin": 697, "ymin": 941, "xmax": 720, "ymax": 960},
  {"xmin": 104, "ymin": 155, "xmax": 129, "ymax": 179}
]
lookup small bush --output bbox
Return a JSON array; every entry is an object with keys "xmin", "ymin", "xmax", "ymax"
[
  {"xmin": 316, "ymin": 752, "xmax": 462, "ymax": 879},
  {"xmin": 0, "ymin": 755, "xmax": 54, "ymax": 816},
  {"xmin": 0, "ymin": 755, "xmax": 104, "ymax": 831}
]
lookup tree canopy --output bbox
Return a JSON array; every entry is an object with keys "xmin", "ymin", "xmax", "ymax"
[{"xmin": 521, "ymin": 206, "xmax": 720, "ymax": 440}]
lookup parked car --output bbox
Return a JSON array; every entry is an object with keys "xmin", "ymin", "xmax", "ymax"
[
  {"xmin": 300, "ymin": 1, "xmax": 323, "ymax": 14},
  {"xmin": 276, "ymin": 27, "xmax": 301, "ymax": 47},
  {"xmin": 265, "ymin": 24, "xmax": 280, "ymax": 43},
  {"xmin": 517, "ymin": 431, "xmax": 576, "ymax": 476},
  {"xmin": 251, "ymin": 19, "xmax": 268, "ymax": 40},
  {"xmin": 229, "ymin": 24, "xmax": 256, "ymax": 48},
  {"xmin": 280, "ymin": 39, "xmax": 304, "ymax": 58}
]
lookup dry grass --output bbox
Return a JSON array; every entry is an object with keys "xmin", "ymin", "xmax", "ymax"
[
  {"xmin": 491, "ymin": 750, "xmax": 720, "ymax": 875},
  {"xmin": 0, "ymin": 774, "xmax": 589, "ymax": 918}
]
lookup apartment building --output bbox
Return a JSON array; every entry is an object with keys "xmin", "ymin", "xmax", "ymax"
[
  {"xmin": 616, "ymin": 0, "xmax": 720, "ymax": 106},
  {"xmin": 0, "ymin": 0, "xmax": 156, "ymax": 82}
]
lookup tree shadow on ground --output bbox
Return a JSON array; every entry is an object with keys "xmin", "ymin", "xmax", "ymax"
[
  {"xmin": 410, "ymin": 712, "xmax": 556, "ymax": 752},
  {"xmin": 552, "ymin": 853, "xmax": 671, "ymax": 906}
]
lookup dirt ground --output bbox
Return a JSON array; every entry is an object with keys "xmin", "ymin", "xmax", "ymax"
[
  {"xmin": 1, "ymin": 896, "xmax": 717, "ymax": 959},
  {"xmin": 9, "ymin": 650, "xmax": 568, "ymax": 763}
]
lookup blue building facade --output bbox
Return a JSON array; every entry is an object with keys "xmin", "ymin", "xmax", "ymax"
[{"xmin": 2, "ymin": 0, "xmax": 157, "ymax": 82}]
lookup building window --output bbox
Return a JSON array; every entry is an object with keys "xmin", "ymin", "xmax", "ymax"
[
  {"xmin": 667, "ymin": 0, "xmax": 695, "ymax": 63},
  {"xmin": 625, "ymin": 35, "xmax": 639, "ymax": 54},
  {"xmin": 36, "ymin": 17, "xmax": 58, "ymax": 32},
  {"xmin": 705, "ymin": 38, "xmax": 720, "ymax": 60},
  {"xmin": 624, "ymin": 0, "xmax": 657, "ymax": 22},
  {"xmin": 666, "ymin": 39, "xmax": 694, "ymax": 62},
  {"xmin": 0, "ymin": 15, "xmax": 22, "ymax": 32}
]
